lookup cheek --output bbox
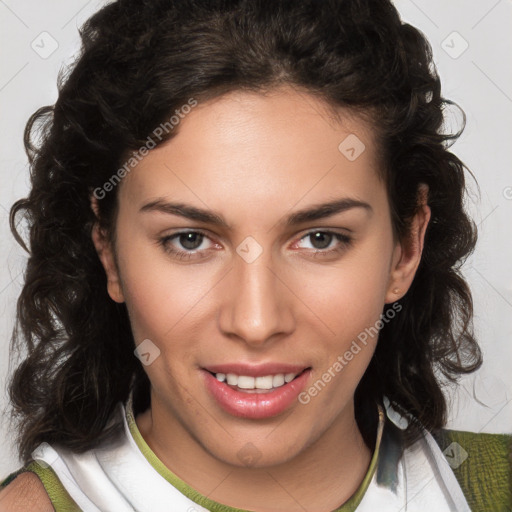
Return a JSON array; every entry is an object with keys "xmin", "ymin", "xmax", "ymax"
[
  {"xmin": 305, "ymin": 249, "xmax": 393, "ymax": 338},
  {"xmin": 121, "ymin": 269, "xmax": 207, "ymax": 344},
  {"xmin": 114, "ymin": 233, "xmax": 205, "ymax": 342},
  {"xmin": 116, "ymin": 214, "xmax": 394, "ymax": 347}
]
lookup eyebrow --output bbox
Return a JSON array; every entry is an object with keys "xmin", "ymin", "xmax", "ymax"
[{"xmin": 139, "ymin": 197, "xmax": 372, "ymax": 228}]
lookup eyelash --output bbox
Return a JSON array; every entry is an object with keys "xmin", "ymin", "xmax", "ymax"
[{"xmin": 158, "ymin": 229, "xmax": 353, "ymax": 261}]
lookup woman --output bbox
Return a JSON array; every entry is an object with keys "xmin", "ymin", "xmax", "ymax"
[{"xmin": 1, "ymin": 0, "xmax": 510, "ymax": 510}]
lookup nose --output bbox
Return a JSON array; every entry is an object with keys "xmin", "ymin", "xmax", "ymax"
[{"xmin": 218, "ymin": 248, "xmax": 295, "ymax": 348}]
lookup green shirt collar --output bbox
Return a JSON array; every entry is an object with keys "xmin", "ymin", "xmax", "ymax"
[{"xmin": 126, "ymin": 398, "xmax": 385, "ymax": 512}]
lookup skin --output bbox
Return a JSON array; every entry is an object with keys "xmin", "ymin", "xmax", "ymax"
[
  {"xmin": 92, "ymin": 84, "xmax": 430, "ymax": 512},
  {"xmin": 0, "ymin": 473, "xmax": 54, "ymax": 511}
]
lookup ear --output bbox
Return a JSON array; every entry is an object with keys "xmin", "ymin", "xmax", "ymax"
[
  {"xmin": 90, "ymin": 196, "xmax": 125, "ymax": 303},
  {"xmin": 385, "ymin": 184, "xmax": 431, "ymax": 304}
]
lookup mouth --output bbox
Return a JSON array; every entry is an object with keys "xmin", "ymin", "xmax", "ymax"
[
  {"xmin": 204, "ymin": 368, "xmax": 310, "ymax": 393},
  {"xmin": 201, "ymin": 364, "xmax": 312, "ymax": 419}
]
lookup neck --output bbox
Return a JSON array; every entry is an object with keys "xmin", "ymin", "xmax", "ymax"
[{"xmin": 135, "ymin": 396, "xmax": 376, "ymax": 512}]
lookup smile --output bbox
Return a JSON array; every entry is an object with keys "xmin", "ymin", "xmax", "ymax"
[
  {"xmin": 201, "ymin": 364, "xmax": 312, "ymax": 419},
  {"xmin": 215, "ymin": 371, "xmax": 300, "ymax": 391}
]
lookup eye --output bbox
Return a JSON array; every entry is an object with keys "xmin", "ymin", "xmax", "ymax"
[
  {"xmin": 158, "ymin": 229, "xmax": 353, "ymax": 262},
  {"xmin": 159, "ymin": 230, "xmax": 217, "ymax": 260},
  {"xmin": 294, "ymin": 230, "xmax": 352, "ymax": 258}
]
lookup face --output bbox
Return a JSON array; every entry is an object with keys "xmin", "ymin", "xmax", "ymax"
[{"xmin": 93, "ymin": 85, "xmax": 429, "ymax": 469}]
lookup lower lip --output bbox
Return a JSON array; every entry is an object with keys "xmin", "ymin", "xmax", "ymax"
[{"xmin": 202, "ymin": 369, "xmax": 311, "ymax": 419}]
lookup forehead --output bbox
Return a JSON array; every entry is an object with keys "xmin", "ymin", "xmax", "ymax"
[{"xmin": 119, "ymin": 86, "xmax": 385, "ymax": 220}]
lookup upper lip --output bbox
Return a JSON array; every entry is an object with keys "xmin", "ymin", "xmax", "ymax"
[{"xmin": 203, "ymin": 363, "xmax": 310, "ymax": 377}]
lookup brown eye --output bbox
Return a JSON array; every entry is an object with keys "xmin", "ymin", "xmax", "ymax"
[
  {"xmin": 293, "ymin": 230, "xmax": 353, "ymax": 259},
  {"xmin": 177, "ymin": 232, "xmax": 204, "ymax": 250},
  {"xmin": 309, "ymin": 231, "xmax": 334, "ymax": 249},
  {"xmin": 159, "ymin": 230, "xmax": 215, "ymax": 261}
]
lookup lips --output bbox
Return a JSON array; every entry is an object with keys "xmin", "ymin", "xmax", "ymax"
[
  {"xmin": 201, "ymin": 363, "xmax": 312, "ymax": 419},
  {"xmin": 204, "ymin": 363, "xmax": 309, "ymax": 377}
]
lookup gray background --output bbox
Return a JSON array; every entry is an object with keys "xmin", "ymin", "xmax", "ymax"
[{"xmin": 1, "ymin": 0, "xmax": 511, "ymax": 478}]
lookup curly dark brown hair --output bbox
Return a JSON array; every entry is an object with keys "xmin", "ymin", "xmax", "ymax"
[{"xmin": 8, "ymin": 0, "xmax": 481, "ymax": 462}]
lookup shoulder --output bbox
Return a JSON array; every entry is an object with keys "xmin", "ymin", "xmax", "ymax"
[
  {"xmin": 432, "ymin": 428, "xmax": 512, "ymax": 511},
  {"xmin": 0, "ymin": 470, "xmax": 54, "ymax": 512},
  {"xmin": 1, "ymin": 461, "xmax": 80, "ymax": 512}
]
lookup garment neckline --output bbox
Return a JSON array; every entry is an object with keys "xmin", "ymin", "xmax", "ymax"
[{"xmin": 124, "ymin": 396, "xmax": 386, "ymax": 512}]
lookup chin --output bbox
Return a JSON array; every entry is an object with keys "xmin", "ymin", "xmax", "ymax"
[{"xmin": 204, "ymin": 436, "xmax": 305, "ymax": 469}]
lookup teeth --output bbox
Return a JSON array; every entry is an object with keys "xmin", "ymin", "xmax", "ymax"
[
  {"xmin": 238, "ymin": 376, "xmax": 255, "ymax": 389},
  {"xmin": 255, "ymin": 376, "xmax": 273, "ymax": 389},
  {"xmin": 226, "ymin": 373, "xmax": 238, "ymax": 386},
  {"xmin": 217, "ymin": 372, "xmax": 299, "ymax": 390},
  {"xmin": 272, "ymin": 374, "xmax": 285, "ymax": 387}
]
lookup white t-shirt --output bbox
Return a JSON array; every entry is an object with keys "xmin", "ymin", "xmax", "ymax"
[{"xmin": 29, "ymin": 396, "xmax": 471, "ymax": 511}]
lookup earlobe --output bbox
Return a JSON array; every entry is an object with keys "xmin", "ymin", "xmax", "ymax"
[
  {"xmin": 90, "ymin": 198, "xmax": 125, "ymax": 304},
  {"xmin": 385, "ymin": 184, "xmax": 431, "ymax": 303}
]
